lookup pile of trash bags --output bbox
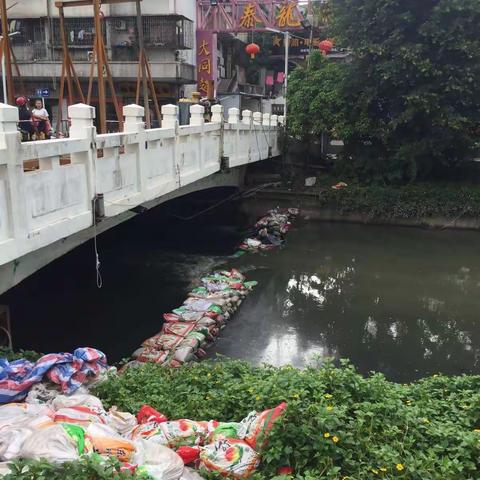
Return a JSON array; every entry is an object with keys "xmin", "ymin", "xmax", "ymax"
[
  {"xmin": 237, "ymin": 208, "xmax": 299, "ymax": 254},
  {"xmin": 132, "ymin": 269, "xmax": 257, "ymax": 367},
  {"xmin": 0, "ymin": 392, "xmax": 286, "ymax": 479},
  {"xmin": 0, "ymin": 348, "xmax": 108, "ymax": 405}
]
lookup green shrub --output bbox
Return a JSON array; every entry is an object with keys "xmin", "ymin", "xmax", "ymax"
[
  {"xmin": 94, "ymin": 359, "xmax": 480, "ymax": 479},
  {"xmin": 0, "ymin": 348, "xmax": 43, "ymax": 362},
  {"xmin": 3, "ymin": 455, "xmax": 150, "ymax": 480}
]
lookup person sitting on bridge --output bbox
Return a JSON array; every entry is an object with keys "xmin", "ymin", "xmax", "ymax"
[
  {"xmin": 16, "ymin": 97, "xmax": 35, "ymax": 139},
  {"xmin": 32, "ymin": 99, "xmax": 53, "ymax": 138}
]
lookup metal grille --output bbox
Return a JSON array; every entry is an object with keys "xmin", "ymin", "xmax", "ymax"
[
  {"xmin": 52, "ymin": 17, "xmax": 97, "ymax": 48},
  {"xmin": 143, "ymin": 16, "xmax": 193, "ymax": 50},
  {"xmin": 8, "ymin": 19, "xmax": 48, "ymax": 61}
]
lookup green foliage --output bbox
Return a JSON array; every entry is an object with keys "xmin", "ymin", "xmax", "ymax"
[
  {"xmin": 317, "ymin": 182, "xmax": 480, "ymax": 220},
  {"xmin": 94, "ymin": 359, "xmax": 480, "ymax": 479},
  {"xmin": 0, "ymin": 348, "xmax": 43, "ymax": 362},
  {"xmin": 288, "ymin": 0, "xmax": 480, "ymax": 182},
  {"xmin": 3, "ymin": 455, "xmax": 150, "ymax": 480}
]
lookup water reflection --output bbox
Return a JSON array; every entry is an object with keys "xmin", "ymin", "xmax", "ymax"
[{"xmin": 210, "ymin": 222, "xmax": 480, "ymax": 382}]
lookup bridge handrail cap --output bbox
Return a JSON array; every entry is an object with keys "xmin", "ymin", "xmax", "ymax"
[
  {"xmin": 124, "ymin": 104, "xmax": 145, "ymax": 117},
  {"xmin": 0, "ymin": 103, "xmax": 19, "ymax": 121},
  {"xmin": 69, "ymin": 103, "xmax": 96, "ymax": 119}
]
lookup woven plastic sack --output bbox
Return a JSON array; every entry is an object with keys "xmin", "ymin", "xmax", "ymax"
[
  {"xmin": 200, "ymin": 438, "xmax": 260, "ymax": 479},
  {"xmin": 238, "ymin": 402, "xmax": 287, "ymax": 451},
  {"xmin": 160, "ymin": 420, "xmax": 208, "ymax": 448},
  {"xmin": 134, "ymin": 439, "xmax": 184, "ymax": 480},
  {"xmin": 86, "ymin": 423, "xmax": 135, "ymax": 462}
]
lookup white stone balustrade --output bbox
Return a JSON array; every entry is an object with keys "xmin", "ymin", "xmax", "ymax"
[{"xmin": 0, "ymin": 102, "xmax": 282, "ymax": 270}]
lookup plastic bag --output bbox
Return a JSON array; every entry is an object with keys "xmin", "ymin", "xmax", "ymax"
[
  {"xmin": 20, "ymin": 424, "xmax": 82, "ymax": 462},
  {"xmin": 200, "ymin": 438, "xmax": 260, "ymax": 479},
  {"xmin": 238, "ymin": 402, "xmax": 287, "ymax": 451},
  {"xmin": 161, "ymin": 420, "xmax": 208, "ymax": 448},
  {"xmin": 134, "ymin": 439, "xmax": 185, "ymax": 480},
  {"xmin": 137, "ymin": 405, "xmax": 168, "ymax": 424},
  {"xmin": 176, "ymin": 446, "xmax": 200, "ymax": 464},
  {"xmin": 0, "ymin": 427, "xmax": 34, "ymax": 460},
  {"xmin": 86, "ymin": 423, "xmax": 135, "ymax": 462},
  {"xmin": 180, "ymin": 467, "xmax": 206, "ymax": 480},
  {"xmin": 52, "ymin": 394, "xmax": 104, "ymax": 412},
  {"xmin": 108, "ymin": 407, "xmax": 138, "ymax": 435},
  {"xmin": 129, "ymin": 422, "xmax": 169, "ymax": 445},
  {"xmin": 208, "ymin": 422, "xmax": 240, "ymax": 442},
  {"xmin": 54, "ymin": 406, "xmax": 108, "ymax": 426}
]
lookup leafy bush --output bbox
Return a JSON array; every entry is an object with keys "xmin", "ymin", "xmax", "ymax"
[
  {"xmin": 316, "ymin": 183, "xmax": 480, "ymax": 220},
  {"xmin": 288, "ymin": 0, "xmax": 480, "ymax": 182},
  {"xmin": 0, "ymin": 348, "xmax": 43, "ymax": 362},
  {"xmin": 94, "ymin": 359, "xmax": 480, "ymax": 479},
  {"xmin": 3, "ymin": 455, "xmax": 150, "ymax": 480}
]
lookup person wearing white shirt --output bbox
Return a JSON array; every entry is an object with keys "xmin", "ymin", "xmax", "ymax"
[{"xmin": 32, "ymin": 99, "xmax": 53, "ymax": 137}]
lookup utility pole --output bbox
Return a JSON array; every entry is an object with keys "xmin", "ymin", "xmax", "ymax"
[
  {"xmin": 0, "ymin": 0, "xmax": 14, "ymax": 104},
  {"xmin": 135, "ymin": 0, "xmax": 150, "ymax": 128},
  {"xmin": 94, "ymin": 0, "xmax": 107, "ymax": 133}
]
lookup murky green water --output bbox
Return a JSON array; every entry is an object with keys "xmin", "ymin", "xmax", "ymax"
[
  {"xmin": 210, "ymin": 221, "xmax": 480, "ymax": 382},
  {"xmin": 3, "ymin": 197, "xmax": 480, "ymax": 382}
]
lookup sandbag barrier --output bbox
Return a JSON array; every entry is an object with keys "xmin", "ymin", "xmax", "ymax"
[
  {"xmin": 0, "ymin": 393, "xmax": 286, "ymax": 479},
  {"xmin": 130, "ymin": 208, "xmax": 299, "ymax": 368}
]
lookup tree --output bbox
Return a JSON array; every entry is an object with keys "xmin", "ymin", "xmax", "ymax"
[{"xmin": 289, "ymin": 0, "xmax": 480, "ymax": 182}]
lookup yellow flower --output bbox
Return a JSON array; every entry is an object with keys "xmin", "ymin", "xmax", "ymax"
[
  {"xmin": 207, "ymin": 373, "xmax": 212, "ymax": 378},
  {"xmin": 341, "ymin": 477, "xmax": 350, "ymax": 480},
  {"xmin": 292, "ymin": 393, "xmax": 300, "ymax": 399},
  {"xmin": 332, "ymin": 436, "xmax": 339, "ymax": 443},
  {"xmin": 327, "ymin": 405, "xmax": 334, "ymax": 412},
  {"xmin": 324, "ymin": 393, "xmax": 333, "ymax": 399},
  {"xmin": 474, "ymin": 429, "xmax": 480, "ymax": 433},
  {"xmin": 248, "ymin": 388, "xmax": 254, "ymax": 394},
  {"xmin": 433, "ymin": 374, "xmax": 439, "ymax": 378},
  {"xmin": 422, "ymin": 418, "xmax": 430, "ymax": 424},
  {"xmin": 396, "ymin": 463, "xmax": 404, "ymax": 472},
  {"xmin": 371, "ymin": 469, "xmax": 379, "ymax": 474},
  {"xmin": 256, "ymin": 396, "xmax": 261, "ymax": 401},
  {"xmin": 380, "ymin": 467, "xmax": 387, "ymax": 472},
  {"xmin": 323, "ymin": 432, "xmax": 331, "ymax": 438}
]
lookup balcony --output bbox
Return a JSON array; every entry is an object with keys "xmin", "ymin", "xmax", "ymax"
[{"xmin": 15, "ymin": 61, "xmax": 195, "ymax": 83}]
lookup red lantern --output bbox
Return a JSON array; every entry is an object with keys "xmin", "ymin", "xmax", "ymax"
[
  {"xmin": 319, "ymin": 39, "xmax": 333, "ymax": 55},
  {"xmin": 246, "ymin": 42, "xmax": 261, "ymax": 59}
]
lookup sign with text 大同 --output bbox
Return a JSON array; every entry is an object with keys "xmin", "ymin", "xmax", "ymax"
[{"xmin": 196, "ymin": 31, "xmax": 218, "ymax": 96}]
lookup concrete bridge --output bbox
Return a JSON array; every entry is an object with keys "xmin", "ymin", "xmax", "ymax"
[{"xmin": 0, "ymin": 102, "xmax": 283, "ymax": 295}]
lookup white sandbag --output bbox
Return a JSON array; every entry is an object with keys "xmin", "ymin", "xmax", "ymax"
[
  {"xmin": 52, "ymin": 394, "xmax": 104, "ymax": 411},
  {"xmin": 0, "ymin": 427, "xmax": 34, "ymax": 461},
  {"xmin": 25, "ymin": 383, "xmax": 60, "ymax": 404},
  {"xmin": 0, "ymin": 462, "xmax": 12, "ymax": 476},
  {"xmin": 20, "ymin": 424, "xmax": 80, "ymax": 462},
  {"xmin": 134, "ymin": 439, "xmax": 184, "ymax": 480},
  {"xmin": 86, "ymin": 423, "xmax": 136, "ymax": 462},
  {"xmin": 0, "ymin": 403, "xmax": 54, "ymax": 429},
  {"xmin": 107, "ymin": 407, "xmax": 138, "ymax": 435},
  {"xmin": 180, "ymin": 467, "xmax": 206, "ymax": 480}
]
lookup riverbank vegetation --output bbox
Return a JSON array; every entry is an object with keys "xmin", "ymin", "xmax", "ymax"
[
  {"xmin": 288, "ymin": 0, "xmax": 480, "ymax": 183},
  {"xmin": 92, "ymin": 360, "xmax": 480, "ymax": 479},
  {"xmin": 314, "ymin": 181, "xmax": 480, "ymax": 221}
]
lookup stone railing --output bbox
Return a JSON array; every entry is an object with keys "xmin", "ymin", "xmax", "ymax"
[{"xmin": 0, "ymin": 103, "xmax": 283, "ymax": 267}]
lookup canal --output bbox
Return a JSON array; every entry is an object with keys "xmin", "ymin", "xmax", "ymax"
[{"xmin": 2, "ymin": 191, "xmax": 480, "ymax": 382}]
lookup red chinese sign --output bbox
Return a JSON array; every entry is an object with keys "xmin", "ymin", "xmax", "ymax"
[{"xmin": 196, "ymin": 31, "xmax": 218, "ymax": 97}]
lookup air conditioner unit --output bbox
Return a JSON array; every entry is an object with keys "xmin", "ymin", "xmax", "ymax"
[{"xmin": 113, "ymin": 19, "xmax": 127, "ymax": 31}]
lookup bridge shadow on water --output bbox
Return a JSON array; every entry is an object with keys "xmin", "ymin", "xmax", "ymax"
[{"xmin": 0, "ymin": 187, "xmax": 245, "ymax": 363}]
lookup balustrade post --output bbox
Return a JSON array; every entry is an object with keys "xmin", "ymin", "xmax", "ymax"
[
  {"xmin": 0, "ymin": 103, "xmax": 27, "ymax": 238},
  {"xmin": 123, "ymin": 104, "xmax": 146, "ymax": 196},
  {"xmin": 228, "ymin": 107, "xmax": 240, "ymax": 125},
  {"xmin": 123, "ymin": 104, "xmax": 145, "ymax": 133},
  {"xmin": 69, "ymin": 103, "xmax": 97, "ymax": 211},
  {"xmin": 190, "ymin": 104, "xmax": 205, "ymax": 126},
  {"xmin": 278, "ymin": 115, "xmax": 285, "ymax": 126},
  {"xmin": 270, "ymin": 114, "xmax": 278, "ymax": 126},
  {"xmin": 253, "ymin": 112, "xmax": 262, "ymax": 125},
  {"xmin": 161, "ymin": 104, "xmax": 179, "ymax": 130},
  {"xmin": 211, "ymin": 104, "xmax": 224, "ymax": 124},
  {"xmin": 242, "ymin": 110, "xmax": 252, "ymax": 126},
  {"xmin": 262, "ymin": 113, "xmax": 271, "ymax": 126}
]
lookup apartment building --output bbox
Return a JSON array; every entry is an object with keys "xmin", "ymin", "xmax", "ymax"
[{"xmin": 5, "ymin": 0, "xmax": 196, "ymax": 126}]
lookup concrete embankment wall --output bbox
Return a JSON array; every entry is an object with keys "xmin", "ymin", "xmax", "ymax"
[{"xmin": 240, "ymin": 191, "xmax": 480, "ymax": 231}]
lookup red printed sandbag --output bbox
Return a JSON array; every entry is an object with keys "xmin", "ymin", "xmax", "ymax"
[
  {"xmin": 137, "ymin": 405, "xmax": 168, "ymax": 425},
  {"xmin": 161, "ymin": 322, "xmax": 195, "ymax": 337},
  {"xmin": 163, "ymin": 313, "xmax": 180, "ymax": 322},
  {"xmin": 238, "ymin": 402, "xmax": 287, "ymax": 451},
  {"xmin": 54, "ymin": 406, "xmax": 107, "ymax": 426},
  {"xmin": 200, "ymin": 438, "xmax": 260, "ymax": 479},
  {"xmin": 176, "ymin": 445, "xmax": 200, "ymax": 464},
  {"xmin": 136, "ymin": 348, "xmax": 169, "ymax": 364}
]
